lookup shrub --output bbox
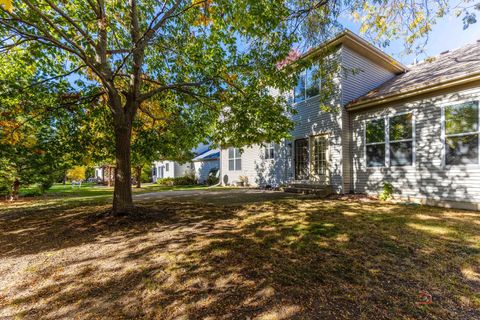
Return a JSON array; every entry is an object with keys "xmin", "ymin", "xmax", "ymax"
[
  {"xmin": 206, "ymin": 168, "xmax": 219, "ymax": 186},
  {"xmin": 39, "ymin": 179, "xmax": 54, "ymax": 193},
  {"xmin": 157, "ymin": 177, "xmax": 174, "ymax": 185},
  {"xmin": 0, "ymin": 185, "xmax": 10, "ymax": 197},
  {"xmin": 172, "ymin": 175, "xmax": 196, "ymax": 185},
  {"xmin": 379, "ymin": 182, "xmax": 394, "ymax": 201}
]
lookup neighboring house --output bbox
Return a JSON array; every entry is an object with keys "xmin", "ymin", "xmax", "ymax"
[
  {"xmin": 220, "ymin": 29, "xmax": 480, "ymax": 210},
  {"xmin": 192, "ymin": 148, "xmax": 220, "ymax": 183},
  {"xmin": 152, "ymin": 146, "xmax": 220, "ymax": 183},
  {"xmin": 152, "ymin": 160, "xmax": 191, "ymax": 182}
]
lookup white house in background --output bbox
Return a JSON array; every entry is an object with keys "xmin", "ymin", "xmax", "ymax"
[
  {"xmin": 152, "ymin": 160, "xmax": 191, "ymax": 182},
  {"xmin": 220, "ymin": 29, "xmax": 480, "ymax": 210},
  {"xmin": 152, "ymin": 145, "xmax": 220, "ymax": 183},
  {"xmin": 192, "ymin": 149, "xmax": 220, "ymax": 183}
]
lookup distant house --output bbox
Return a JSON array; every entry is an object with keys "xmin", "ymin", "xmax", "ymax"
[
  {"xmin": 152, "ymin": 160, "xmax": 190, "ymax": 182},
  {"xmin": 192, "ymin": 149, "xmax": 220, "ymax": 183},
  {"xmin": 152, "ymin": 145, "xmax": 220, "ymax": 183},
  {"xmin": 220, "ymin": 29, "xmax": 480, "ymax": 210}
]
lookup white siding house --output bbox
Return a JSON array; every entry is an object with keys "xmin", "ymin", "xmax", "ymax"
[{"xmin": 152, "ymin": 160, "xmax": 191, "ymax": 182}]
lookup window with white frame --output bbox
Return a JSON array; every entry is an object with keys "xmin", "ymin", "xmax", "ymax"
[
  {"xmin": 293, "ymin": 66, "xmax": 320, "ymax": 103},
  {"xmin": 366, "ymin": 118, "xmax": 386, "ymax": 167},
  {"xmin": 264, "ymin": 143, "xmax": 275, "ymax": 159},
  {"xmin": 444, "ymin": 101, "xmax": 479, "ymax": 165},
  {"xmin": 389, "ymin": 113, "xmax": 414, "ymax": 166},
  {"xmin": 365, "ymin": 113, "xmax": 414, "ymax": 167},
  {"xmin": 228, "ymin": 147, "xmax": 242, "ymax": 171},
  {"xmin": 165, "ymin": 163, "xmax": 169, "ymax": 172}
]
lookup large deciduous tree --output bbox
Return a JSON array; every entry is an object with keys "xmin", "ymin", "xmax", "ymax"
[{"xmin": 0, "ymin": 0, "xmax": 307, "ymax": 214}]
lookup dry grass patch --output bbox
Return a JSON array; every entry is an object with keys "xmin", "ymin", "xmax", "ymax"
[{"xmin": 0, "ymin": 195, "xmax": 479, "ymax": 319}]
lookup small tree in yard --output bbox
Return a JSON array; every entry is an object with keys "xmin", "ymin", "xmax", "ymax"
[
  {"xmin": 1, "ymin": 0, "xmax": 476, "ymax": 213},
  {"xmin": 66, "ymin": 166, "xmax": 86, "ymax": 182},
  {"xmin": 0, "ymin": 51, "xmax": 77, "ymax": 199}
]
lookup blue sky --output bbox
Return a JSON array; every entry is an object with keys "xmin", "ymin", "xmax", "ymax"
[{"xmin": 341, "ymin": 13, "xmax": 480, "ymax": 65}]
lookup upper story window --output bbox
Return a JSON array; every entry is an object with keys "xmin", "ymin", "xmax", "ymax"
[
  {"xmin": 165, "ymin": 163, "xmax": 170, "ymax": 172},
  {"xmin": 366, "ymin": 112, "xmax": 414, "ymax": 168},
  {"xmin": 444, "ymin": 101, "xmax": 479, "ymax": 165},
  {"xmin": 294, "ymin": 66, "xmax": 320, "ymax": 103},
  {"xmin": 228, "ymin": 147, "xmax": 242, "ymax": 171},
  {"xmin": 264, "ymin": 143, "xmax": 275, "ymax": 159}
]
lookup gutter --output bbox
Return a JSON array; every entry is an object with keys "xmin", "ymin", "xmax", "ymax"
[
  {"xmin": 347, "ymin": 72, "xmax": 480, "ymax": 111},
  {"xmin": 288, "ymin": 29, "xmax": 406, "ymax": 74}
]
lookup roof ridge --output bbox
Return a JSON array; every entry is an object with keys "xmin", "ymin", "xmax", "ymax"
[{"xmin": 408, "ymin": 40, "xmax": 480, "ymax": 68}]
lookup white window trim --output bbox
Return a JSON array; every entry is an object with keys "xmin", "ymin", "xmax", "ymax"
[
  {"xmin": 364, "ymin": 111, "xmax": 416, "ymax": 169},
  {"xmin": 228, "ymin": 147, "xmax": 242, "ymax": 171},
  {"xmin": 442, "ymin": 100, "xmax": 480, "ymax": 168},
  {"xmin": 364, "ymin": 117, "xmax": 387, "ymax": 168},
  {"xmin": 264, "ymin": 143, "xmax": 275, "ymax": 160},
  {"xmin": 389, "ymin": 111, "xmax": 416, "ymax": 168}
]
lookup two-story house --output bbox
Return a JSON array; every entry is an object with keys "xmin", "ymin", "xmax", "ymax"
[{"xmin": 220, "ymin": 29, "xmax": 480, "ymax": 210}]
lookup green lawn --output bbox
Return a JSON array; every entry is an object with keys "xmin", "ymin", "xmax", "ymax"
[
  {"xmin": 20, "ymin": 182, "xmax": 211, "ymax": 197},
  {"xmin": 1, "ymin": 190, "xmax": 479, "ymax": 319}
]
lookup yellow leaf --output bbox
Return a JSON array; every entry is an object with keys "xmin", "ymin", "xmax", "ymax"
[{"xmin": 0, "ymin": 0, "xmax": 13, "ymax": 13}]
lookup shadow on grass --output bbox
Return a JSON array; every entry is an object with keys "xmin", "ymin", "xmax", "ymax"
[{"xmin": 1, "ymin": 196, "xmax": 479, "ymax": 319}]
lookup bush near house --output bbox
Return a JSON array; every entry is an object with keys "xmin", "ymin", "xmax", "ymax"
[
  {"xmin": 206, "ymin": 168, "xmax": 220, "ymax": 186},
  {"xmin": 156, "ymin": 176, "xmax": 197, "ymax": 186},
  {"xmin": 156, "ymin": 177, "xmax": 175, "ymax": 186}
]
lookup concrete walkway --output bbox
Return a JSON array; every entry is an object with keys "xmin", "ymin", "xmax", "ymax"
[{"xmin": 134, "ymin": 188, "xmax": 312, "ymax": 206}]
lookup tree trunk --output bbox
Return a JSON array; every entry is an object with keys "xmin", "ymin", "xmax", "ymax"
[
  {"xmin": 107, "ymin": 166, "xmax": 111, "ymax": 187},
  {"xmin": 10, "ymin": 179, "xmax": 20, "ymax": 201},
  {"xmin": 135, "ymin": 165, "xmax": 142, "ymax": 188},
  {"xmin": 112, "ymin": 124, "xmax": 134, "ymax": 214}
]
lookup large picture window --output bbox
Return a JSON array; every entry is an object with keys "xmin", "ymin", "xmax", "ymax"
[
  {"xmin": 228, "ymin": 147, "xmax": 242, "ymax": 171},
  {"xmin": 366, "ymin": 119, "xmax": 386, "ymax": 167},
  {"xmin": 293, "ymin": 66, "xmax": 320, "ymax": 103},
  {"xmin": 444, "ymin": 101, "xmax": 479, "ymax": 165},
  {"xmin": 365, "ymin": 113, "xmax": 414, "ymax": 168}
]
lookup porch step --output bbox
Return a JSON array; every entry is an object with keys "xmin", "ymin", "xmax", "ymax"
[{"xmin": 283, "ymin": 184, "xmax": 333, "ymax": 197}]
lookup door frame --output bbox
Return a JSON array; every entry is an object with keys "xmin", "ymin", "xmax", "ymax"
[
  {"xmin": 309, "ymin": 134, "xmax": 330, "ymax": 183},
  {"xmin": 294, "ymin": 138, "xmax": 309, "ymax": 181}
]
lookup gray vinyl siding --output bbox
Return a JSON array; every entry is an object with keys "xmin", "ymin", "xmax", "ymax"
[
  {"xmin": 220, "ymin": 47, "xmax": 352, "ymax": 191},
  {"xmin": 341, "ymin": 45, "xmax": 396, "ymax": 105},
  {"xmin": 220, "ymin": 143, "xmax": 292, "ymax": 187},
  {"xmin": 350, "ymin": 85, "xmax": 480, "ymax": 207},
  {"xmin": 291, "ymin": 94, "xmax": 344, "ymax": 191}
]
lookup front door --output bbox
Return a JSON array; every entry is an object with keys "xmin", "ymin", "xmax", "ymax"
[
  {"xmin": 310, "ymin": 135, "xmax": 329, "ymax": 183},
  {"xmin": 294, "ymin": 138, "xmax": 309, "ymax": 180}
]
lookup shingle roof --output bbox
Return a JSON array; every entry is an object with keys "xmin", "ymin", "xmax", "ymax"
[
  {"xmin": 348, "ymin": 41, "xmax": 480, "ymax": 107},
  {"xmin": 192, "ymin": 148, "xmax": 220, "ymax": 161}
]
